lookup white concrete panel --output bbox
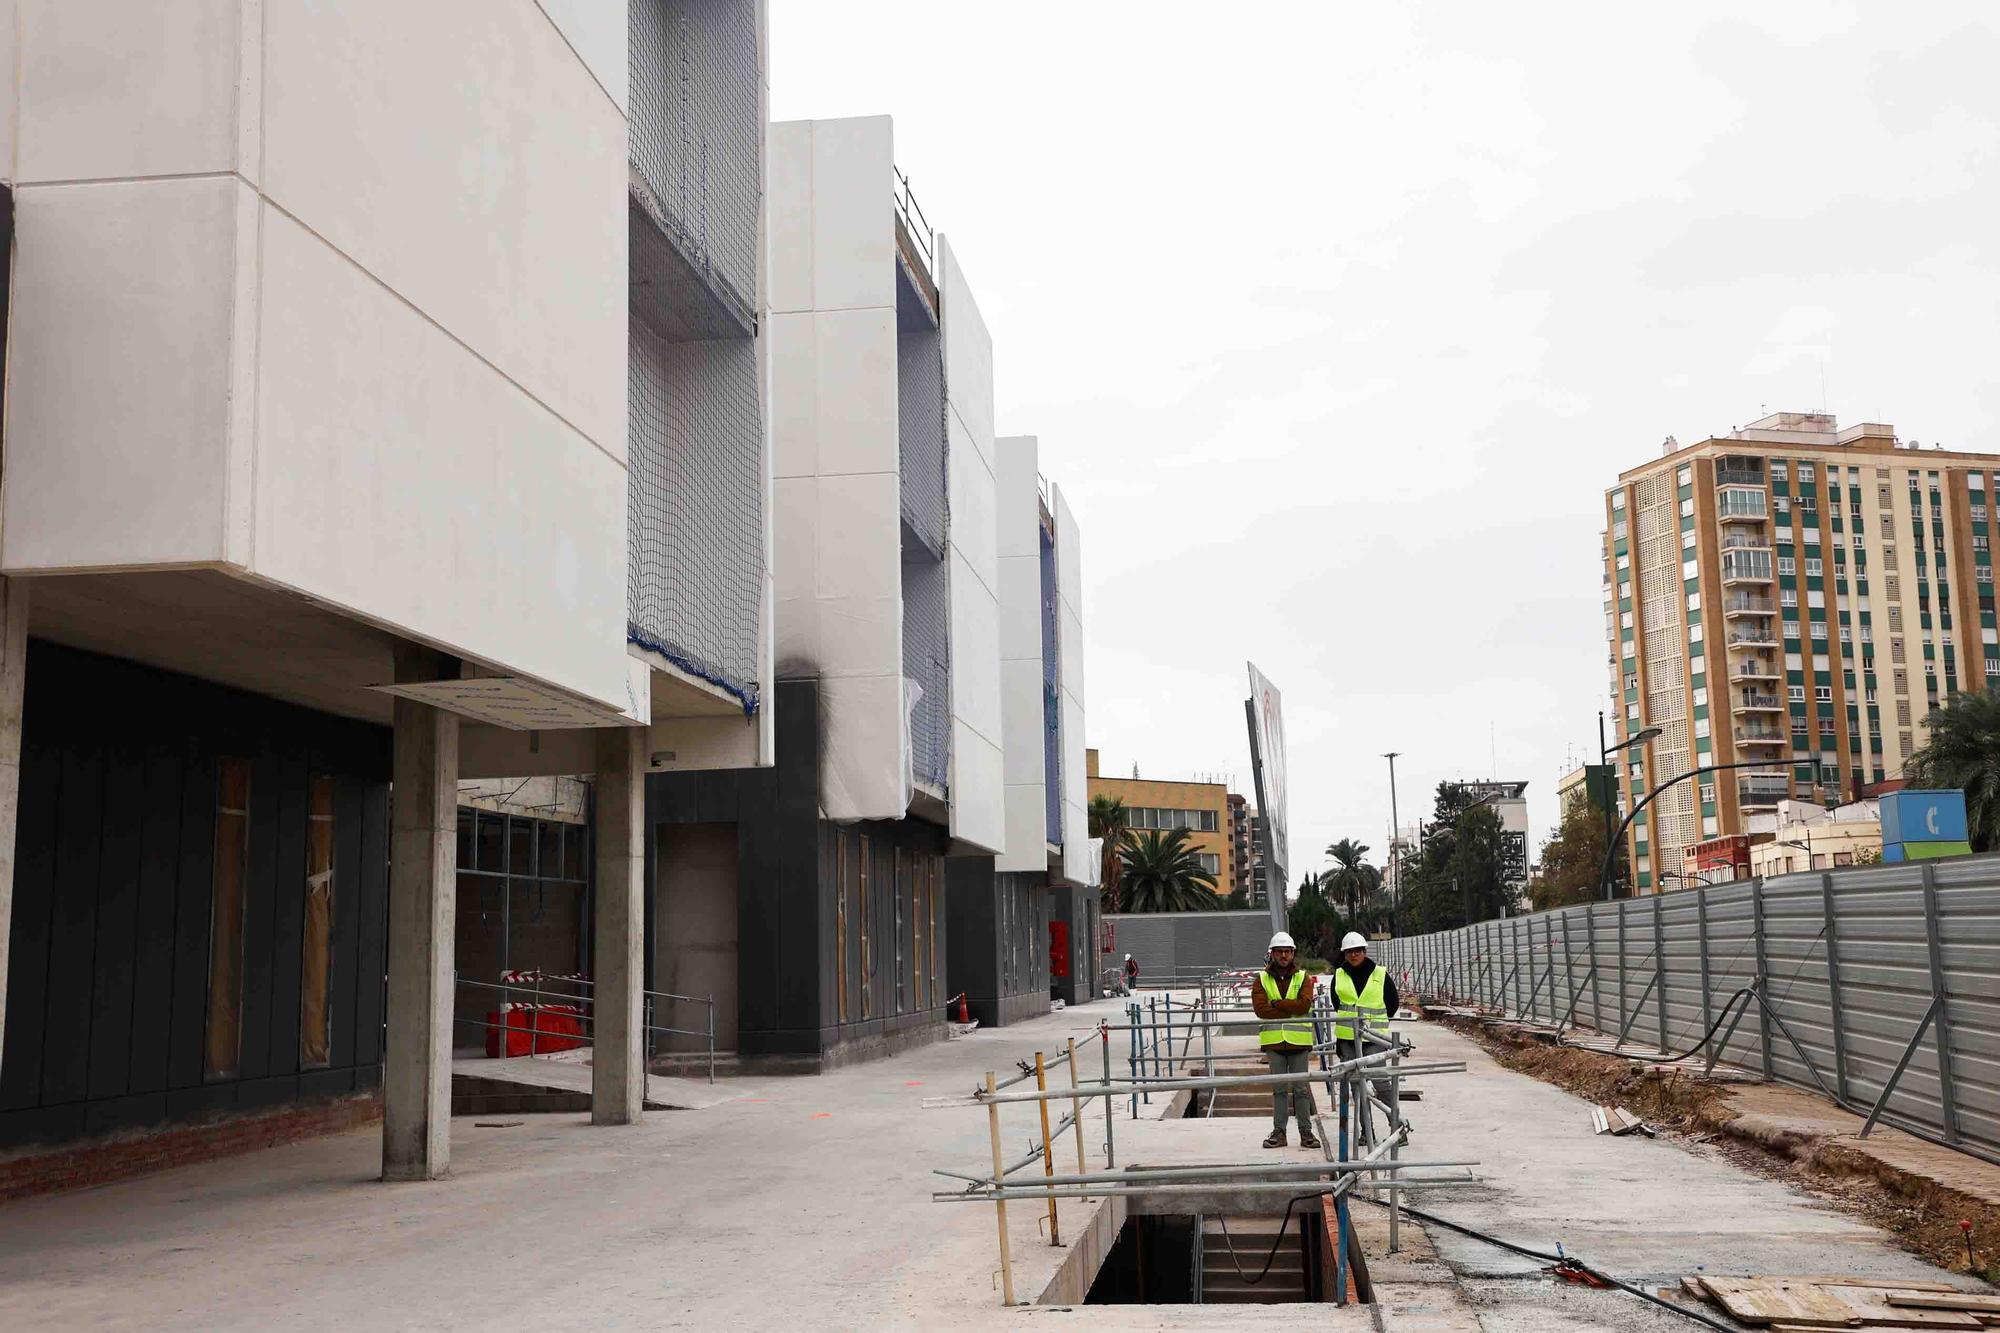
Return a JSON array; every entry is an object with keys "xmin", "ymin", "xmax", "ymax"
[
  {"xmin": 533, "ymin": 0, "xmax": 628, "ymax": 112},
  {"xmin": 772, "ymin": 475, "xmax": 817, "ymax": 610},
  {"xmin": 252, "ymin": 206, "xmax": 634, "ymax": 714},
  {"xmin": 16, "ymin": 0, "xmax": 243, "ymax": 183},
  {"xmin": 1061, "ymin": 695, "xmax": 1091, "ymax": 887},
  {"xmin": 1054, "ymin": 483, "xmax": 1085, "ymax": 622},
  {"xmin": 822, "ymin": 674, "xmax": 909, "ymax": 821},
  {"xmin": 805, "ymin": 115, "xmax": 894, "ymax": 313},
  {"xmin": 948, "ymin": 722, "xmax": 1005, "ymax": 853},
  {"xmin": 263, "ymin": 0, "xmax": 626, "ymax": 457},
  {"xmin": 0, "ymin": 0, "xmax": 18, "ymax": 181},
  {"xmin": 995, "ymin": 436, "xmax": 1041, "ymax": 560},
  {"xmin": 998, "ymin": 784, "xmax": 1047, "ymax": 875},
  {"xmin": 816, "ymin": 473, "xmax": 899, "ymax": 602},
  {"xmin": 766, "ymin": 120, "xmax": 814, "ymax": 315},
  {"xmin": 937, "ymin": 235, "xmax": 995, "ymax": 468},
  {"xmin": 768, "ymin": 312, "xmax": 817, "ymax": 479},
  {"xmin": 997, "ymin": 556, "xmax": 1042, "ymax": 666},
  {"xmin": 1000, "ymin": 657, "xmax": 1044, "ymax": 776},
  {"xmin": 814, "ymin": 307, "xmax": 898, "ymax": 477},
  {"xmin": 2, "ymin": 178, "xmax": 240, "ymax": 572},
  {"xmin": 818, "ymin": 595, "xmax": 900, "ymax": 679},
  {"xmin": 947, "ymin": 411, "xmax": 1000, "ymax": 600},
  {"xmin": 947, "ymin": 546, "xmax": 1003, "ymax": 746}
]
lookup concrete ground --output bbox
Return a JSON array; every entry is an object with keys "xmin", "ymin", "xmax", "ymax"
[
  {"xmin": 0, "ymin": 1000, "xmax": 1975, "ymax": 1330},
  {"xmin": 1380, "ymin": 1019, "xmax": 1977, "ymax": 1330}
]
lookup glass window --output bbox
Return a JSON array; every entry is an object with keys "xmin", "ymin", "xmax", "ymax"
[{"xmin": 205, "ymin": 758, "xmax": 253, "ymax": 1082}]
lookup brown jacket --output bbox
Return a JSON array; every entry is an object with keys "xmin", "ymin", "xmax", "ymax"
[{"xmin": 1251, "ymin": 967, "xmax": 1316, "ymax": 1020}]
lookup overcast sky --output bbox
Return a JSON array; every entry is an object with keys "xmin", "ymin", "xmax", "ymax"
[{"xmin": 771, "ymin": 2, "xmax": 2000, "ymax": 887}]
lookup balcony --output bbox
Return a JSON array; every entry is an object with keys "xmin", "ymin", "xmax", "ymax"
[
  {"xmin": 1731, "ymin": 692, "xmax": 1783, "ymax": 712},
  {"xmin": 1726, "ymin": 628, "xmax": 1778, "ymax": 649},
  {"xmin": 1736, "ymin": 728, "xmax": 1787, "ymax": 745},
  {"xmin": 1717, "ymin": 491, "xmax": 1769, "ymax": 522},
  {"xmin": 1733, "ymin": 660, "xmax": 1780, "ymax": 680},
  {"xmin": 1722, "ymin": 597, "xmax": 1775, "ymax": 617},
  {"xmin": 1721, "ymin": 558, "xmax": 1774, "ymax": 585},
  {"xmin": 1739, "ymin": 775, "xmax": 1791, "ymax": 807},
  {"xmin": 1719, "ymin": 533, "xmax": 1770, "ymax": 552},
  {"xmin": 1715, "ymin": 467, "xmax": 1765, "ymax": 486}
]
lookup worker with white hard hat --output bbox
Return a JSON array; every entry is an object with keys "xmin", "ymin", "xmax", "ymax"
[
  {"xmin": 1251, "ymin": 930, "xmax": 1320, "ymax": 1149},
  {"xmin": 1333, "ymin": 931, "xmax": 1400, "ymax": 1146}
]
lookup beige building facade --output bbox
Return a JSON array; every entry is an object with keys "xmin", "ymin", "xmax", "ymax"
[{"xmin": 1603, "ymin": 412, "xmax": 1998, "ymax": 893}]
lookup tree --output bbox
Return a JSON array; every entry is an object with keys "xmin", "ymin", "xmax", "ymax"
[
  {"xmin": 1089, "ymin": 795, "xmax": 1132, "ymax": 911},
  {"xmin": 1322, "ymin": 838, "xmax": 1373, "ymax": 918},
  {"xmin": 1905, "ymin": 688, "xmax": 2000, "ymax": 852},
  {"xmin": 1398, "ymin": 783, "xmax": 1513, "ymax": 933},
  {"xmin": 1287, "ymin": 871, "xmax": 1344, "ymax": 961},
  {"xmin": 1530, "ymin": 796, "xmax": 1626, "ymax": 911},
  {"xmin": 1119, "ymin": 828, "xmax": 1221, "ymax": 912}
]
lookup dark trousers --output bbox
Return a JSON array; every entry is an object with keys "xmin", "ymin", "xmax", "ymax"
[{"xmin": 1337, "ymin": 1037, "xmax": 1378, "ymax": 1146}]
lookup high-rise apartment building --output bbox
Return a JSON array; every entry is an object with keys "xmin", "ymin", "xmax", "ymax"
[{"xmin": 1602, "ymin": 411, "xmax": 1998, "ymax": 892}]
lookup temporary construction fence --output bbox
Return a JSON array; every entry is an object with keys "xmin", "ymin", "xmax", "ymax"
[{"xmin": 1378, "ymin": 857, "xmax": 2000, "ymax": 1165}]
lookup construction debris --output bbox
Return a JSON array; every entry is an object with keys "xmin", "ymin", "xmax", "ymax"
[
  {"xmin": 1684, "ymin": 1274, "xmax": 1991, "ymax": 1328},
  {"xmin": 1590, "ymin": 1104, "xmax": 1655, "ymax": 1137}
]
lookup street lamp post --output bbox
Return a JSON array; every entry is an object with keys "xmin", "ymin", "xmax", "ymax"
[
  {"xmin": 1597, "ymin": 759, "xmax": 1768, "ymax": 901},
  {"xmin": 1597, "ymin": 713, "xmax": 1661, "ymax": 899},
  {"xmin": 1383, "ymin": 752, "xmax": 1402, "ymax": 934}
]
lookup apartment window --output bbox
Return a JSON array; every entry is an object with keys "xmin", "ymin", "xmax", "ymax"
[
  {"xmin": 1624, "ymin": 672, "xmax": 1638, "ymax": 690},
  {"xmin": 1798, "ymin": 497, "xmax": 1818, "ymax": 516},
  {"xmin": 1677, "ymin": 466, "xmax": 1692, "ymax": 486},
  {"xmin": 1819, "ymin": 719, "xmax": 1836, "ymax": 737},
  {"xmin": 1866, "ymin": 687, "xmax": 1878, "ymax": 703},
  {"xmin": 1680, "ymin": 497, "xmax": 1694, "ymax": 518},
  {"xmin": 1799, "ymin": 463, "xmax": 1815, "ymax": 481},
  {"xmin": 1926, "ymin": 661, "xmax": 1937, "ymax": 677},
  {"xmin": 1981, "ymin": 567, "xmax": 1995, "ymax": 584},
  {"xmin": 1976, "ymin": 506, "xmax": 1990, "ymax": 523},
  {"xmin": 1771, "ymin": 462, "xmax": 1789, "ymax": 481},
  {"xmin": 1810, "ymin": 622, "xmax": 1827, "ymax": 641},
  {"xmin": 1805, "ymin": 557, "xmax": 1822, "ymax": 576},
  {"xmin": 1988, "ymin": 657, "xmax": 2000, "ymax": 676},
  {"xmin": 1860, "ymin": 623, "xmax": 1872, "ymax": 641},
  {"xmin": 1978, "ymin": 535, "xmax": 1991, "ymax": 552},
  {"xmin": 1611, "ymin": 491, "xmax": 1626, "ymax": 510},
  {"xmin": 1839, "ymin": 624, "xmax": 1852, "ymax": 643},
  {"xmin": 1778, "ymin": 557, "xmax": 1796, "ymax": 576},
  {"xmin": 1616, "ymin": 553, "xmax": 1630, "ymax": 571},
  {"xmin": 1196, "ymin": 853, "xmax": 1221, "ymax": 875},
  {"xmin": 1781, "ymin": 589, "xmax": 1798, "ymax": 607},
  {"xmin": 1788, "ymin": 685, "xmax": 1805, "ymax": 701},
  {"xmin": 204, "ymin": 758, "xmax": 253, "ymax": 1081},
  {"xmin": 1816, "ymin": 685, "xmax": 1833, "ymax": 702},
  {"xmin": 1775, "ymin": 496, "xmax": 1792, "ymax": 515},
  {"xmin": 1620, "ymin": 610, "xmax": 1633, "ymax": 628}
]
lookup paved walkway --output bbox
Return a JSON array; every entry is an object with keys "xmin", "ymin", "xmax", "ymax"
[{"xmin": 0, "ymin": 1001, "xmax": 1978, "ymax": 1329}]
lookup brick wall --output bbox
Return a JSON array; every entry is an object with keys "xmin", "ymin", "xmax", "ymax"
[{"xmin": 0, "ymin": 1093, "xmax": 381, "ymax": 1204}]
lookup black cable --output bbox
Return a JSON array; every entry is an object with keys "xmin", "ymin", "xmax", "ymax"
[
  {"xmin": 1560, "ymin": 985, "xmax": 1757, "ymax": 1065},
  {"xmin": 1358, "ymin": 1196, "xmax": 1737, "ymax": 1332},
  {"xmin": 1211, "ymin": 1192, "xmax": 1316, "ymax": 1285}
]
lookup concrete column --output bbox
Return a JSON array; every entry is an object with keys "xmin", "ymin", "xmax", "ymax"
[
  {"xmin": 592, "ymin": 726, "xmax": 646, "ymax": 1125},
  {"xmin": 382, "ymin": 646, "xmax": 459, "ymax": 1181},
  {"xmin": 0, "ymin": 578, "xmax": 26, "ymax": 1077}
]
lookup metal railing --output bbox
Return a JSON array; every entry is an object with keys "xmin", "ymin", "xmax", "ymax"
[
  {"xmin": 1382, "ymin": 856, "xmax": 2000, "ymax": 1166},
  {"xmin": 455, "ymin": 973, "xmax": 717, "ymax": 1084},
  {"xmin": 1715, "ymin": 468, "xmax": 1765, "ymax": 485},
  {"xmin": 927, "ymin": 998, "xmax": 1471, "ymax": 1307},
  {"xmin": 894, "ymin": 165, "xmax": 934, "ymax": 270}
]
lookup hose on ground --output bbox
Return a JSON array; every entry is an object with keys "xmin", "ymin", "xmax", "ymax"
[
  {"xmin": 1209, "ymin": 1192, "xmax": 1317, "ymax": 1286},
  {"xmin": 1356, "ymin": 1195, "xmax": 1736, "ymax": 1332}
]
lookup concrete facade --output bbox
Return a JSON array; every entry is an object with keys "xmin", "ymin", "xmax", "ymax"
[{"xmin": 0, "ymin": 1, "xmax": 773, "ymax": 1172}]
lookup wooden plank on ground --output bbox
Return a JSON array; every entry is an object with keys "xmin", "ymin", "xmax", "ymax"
[
  {"xmin": 1699, "ymin": 1276, "xmax": 1865, "ymax": 1326},
  {"xmin": 1886, "ymin": 1295, "xmax": 2000, "ymax": 1314},
  {"xmin": 1827, "ymin": 1285, "xmax": 1983, "ymax": 1328}
]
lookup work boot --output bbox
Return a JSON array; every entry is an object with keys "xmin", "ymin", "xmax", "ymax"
[
  {"xmin": 1299, "ymin": 1127, "xmax": 1322, "ymax": 1150},
  {"xmin": 1263, "ymin": 1128, "xmax": 1287, "ymax": 1149}
]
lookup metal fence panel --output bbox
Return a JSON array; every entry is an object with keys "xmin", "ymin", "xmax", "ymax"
[{"xmin": 1382, "ymin": 856, "xmax": 2000, "ymax": 1163}]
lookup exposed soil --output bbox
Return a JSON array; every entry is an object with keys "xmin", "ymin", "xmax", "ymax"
[{"xmin": 1426, "ymin": 1006, "xmax": 2000, "ymax": 1284}]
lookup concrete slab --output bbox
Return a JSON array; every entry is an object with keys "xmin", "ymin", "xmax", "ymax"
[{"xmin": 450, "ymin": 1053, "xmax": 743, "ymax": 1112}]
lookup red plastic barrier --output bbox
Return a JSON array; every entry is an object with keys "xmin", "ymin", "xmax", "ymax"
[{"xmin": 485, "ymin": 1003, "xmax": 587, "ymax": 1058}]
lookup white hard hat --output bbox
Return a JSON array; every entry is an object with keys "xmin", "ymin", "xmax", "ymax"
[
  {"xmin": 1124, "ymin": 954, "xmax": 1132, "ymax": 961},
  {"xmin": 1268, "ymin": 931, "xmax": 1295, "ymax": 950},
  {"xmin": 1340, "ymin": 931, "xmax": 1369, "ymax": 952}
]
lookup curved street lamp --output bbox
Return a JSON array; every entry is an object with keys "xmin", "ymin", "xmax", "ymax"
[{"xmin": 1597, "ymin": 759, "xmax": 1772, "ymax": 901}]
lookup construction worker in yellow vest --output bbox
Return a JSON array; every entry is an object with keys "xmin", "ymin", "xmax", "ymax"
[
  {"xmin": 1333, "ymin": 931, "xmax": 1399, "ymax": 1146},
  {"xmin": 1251, "ymin": 931, "xmax": 1320, "ymax": 1149}
]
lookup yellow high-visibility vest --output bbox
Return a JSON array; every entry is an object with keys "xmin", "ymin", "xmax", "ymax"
[
  {"xmin": 1333, "ymin": 965, "xmax": 1388, "ymax": 1041},
  {"xmin": 1257, "ymin": 971, "xmax": 1314, "ymax": 1049}
]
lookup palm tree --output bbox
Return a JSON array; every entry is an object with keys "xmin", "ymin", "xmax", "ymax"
[
  {"xmin": 1119, "ymin": 829, "xmax": 1221, "ymax": 912},
  {"xmin": 1323, "ymin": 838, "xmax": 1373, "ymax": 918},
  {"xmin": 1905, "ymin": 689, "xmax": 2000, "ymax": 851},
  {"xmin": 1089, "ymin": 794, "xmax": 1133, "ymax": 910}
]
